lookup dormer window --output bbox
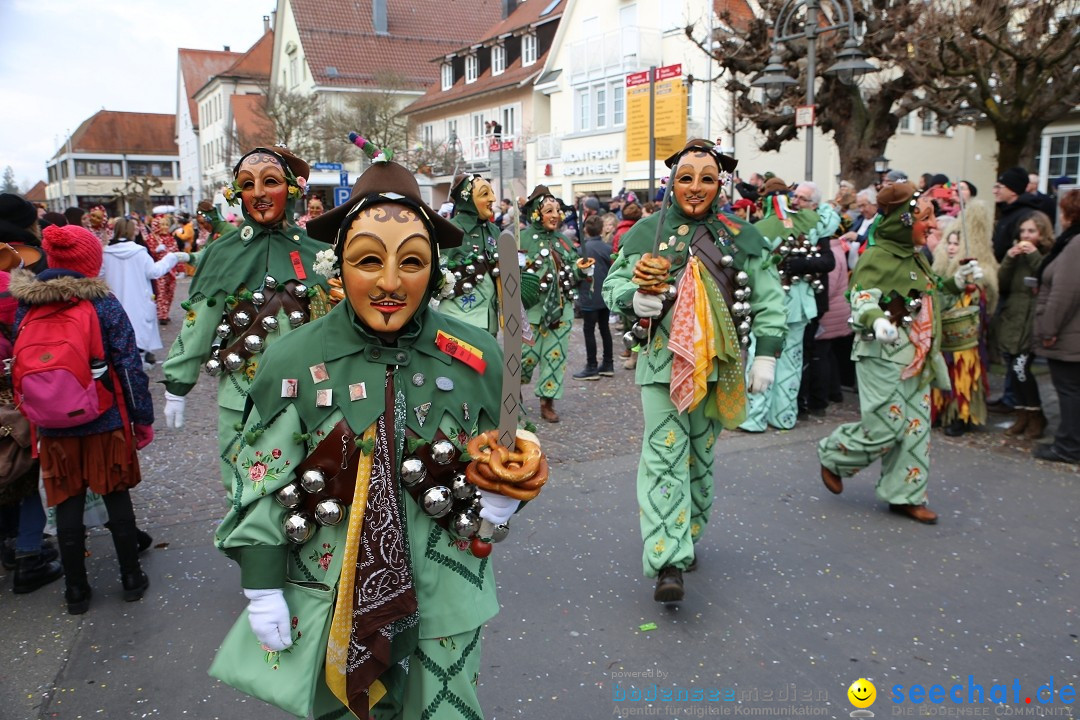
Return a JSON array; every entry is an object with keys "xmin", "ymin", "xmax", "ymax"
[
  {"xmin": 492, "ymin": 44, "xmax": 506, "ymax": 76},
  {"xmin": 465, "ymin": 54, "xmax": 478, "ymax": 83},
  {"xmin": 441, "ymin": 62, "xmax": 453, "ymax": 90},
  {"xmin": 522, "ymin": 32, "xmax": 538, "ymax": 66}
]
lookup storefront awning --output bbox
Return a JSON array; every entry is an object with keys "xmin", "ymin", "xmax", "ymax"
[{"xmin": 570, "ymin": 181, "xmax": 612, "ymax": 195}]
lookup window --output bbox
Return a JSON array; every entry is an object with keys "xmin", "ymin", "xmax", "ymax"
[
  {"xmin": 522, "ymin": 32, "xmax": 538, "ymax": 66},
  {"xmin": 1047, "ymin": 134, "xmax": 1080, "ymax": 179},
  {"xmin": 447, "ymin": 119, "xmax": 458, "ymax": 143},
  {"xmin": 422, "ymin": 124, "xmax": 434, "ymax": 147},
  {"xmin": 465, "ymin": 54, "xmax": 478, "ymax": 83},
  {"xmin": 613, "ymin": 83, "xmax": 625, "ymax": 126},
  {"xmin": 577, "ymin": 88, "xmax": 590, "ymax": 132},
  {"xmin": 129, "ymin": 162, "xmax": 174, "ymax": 178},
  {"xmin": 75, "ymin": 160, "xmax": 122, "ymax": 177},
  {"xmin": 441, "ymin": 63, "xmax": 453, "ymax": 90},
  {"xmin": 899, "ymin": 112, "xmax": 913, "ymax": 133},
  {"xmin": 921, "ymin": 111, "xmax": 937, "ymax": 135},
  {"xmin": 595, "ymin": 86, "xmax": 607, "ymax": 128},
  {"xmin": 290, "ymin": 56, "xmax": 298, "ymax": 87},
  {"xmin": 501, "ymin": 105, "xmax": 518, "ymax": 137},
  {"xmin": 492, "ymin": 44, "xmax": 506, "ymax": 75},
  {"xmin": 471, "ymin": 113, "xmax": 486, "ymax": 143}
]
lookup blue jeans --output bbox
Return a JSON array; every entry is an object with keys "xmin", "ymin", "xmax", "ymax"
[{"xmin": 16, "ymin": 491, "xmax": 47, "ymax": 555}]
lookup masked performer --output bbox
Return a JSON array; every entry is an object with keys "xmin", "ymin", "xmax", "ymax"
[
  {"xmin": 212, "ymin": 153, "xmax": 546, "ymax": 720},
  {"xmin": 818, "ymin": 183, "xmax": 984, "ymax": 524},
  {"xmin": 437, "ymin": 174, "xmax": 501, "ymax": 335},
  {"xmin": 602, "ymin": 139, "xmax": 786, "ymax": 603},
  {"xmin": 161, "ymin": 146, "xmax": 331, "ymax": 494}
]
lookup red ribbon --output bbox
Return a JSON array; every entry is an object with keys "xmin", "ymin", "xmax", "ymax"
[
  {"xmin": 435, "ymin": 331, "xmax": 486, "ymax": 373},
  {"xmin": 290, "ymin": 250, "xmax": 307, "ymax": 280}
]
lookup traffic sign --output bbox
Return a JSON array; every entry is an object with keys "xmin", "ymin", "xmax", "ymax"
[
  {"xmin": 313, "ymin": 162, "xmax": 343, "ymax": 171},
  {"xmin": 333, "ymin": 186, "xmax": 352, "ymax": 207},
  {"xmin": 340, "ymin": 171, "xmax": 349, "ymax": 186}
]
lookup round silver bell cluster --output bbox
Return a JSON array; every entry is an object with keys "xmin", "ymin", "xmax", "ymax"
[
  {"xmin": 733, "ymin": 271, "xmax": 752, "ymax": 346},
  {"xmin": 276, "ymin": 467, "xmax": 347, "ymax": 545},
  {"xmin": 204, "ymin": 275, "xmax": 292, "ymax": 377}
]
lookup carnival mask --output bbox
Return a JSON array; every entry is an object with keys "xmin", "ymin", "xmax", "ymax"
[
  {"xmin": 673, "ymin": 151, "xmax": 720, "ymax": 219},
  {"xmin": 540, "ymin": 198, "xmax": 561, "ymax": 231},
  {"xmin": 472, "ymin": 178, "xmax": 496, "ymax": 221},
  {"xmin": 236, "ymin": 152, "xmax": 289, "ymax": 225},
  {"xmin": 341, "ymin": 203, "xmax": 433, "ymax": 336},
  {"xmin": 911, "ymin": 196, "xmax": 938, "ymax": 248},
  {"xmin": 307, "ymin": 199, "xmax": 324, "ymax": 218}
]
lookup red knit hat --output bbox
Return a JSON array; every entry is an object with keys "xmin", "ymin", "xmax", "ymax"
[{"xmin": 42, "ymin": 224, "xmax": 103, "ymax": 277}]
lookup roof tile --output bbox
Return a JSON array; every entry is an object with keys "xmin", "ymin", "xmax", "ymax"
[
  {"xmin": 61, "ymin": 111, "xmax": 178, "ymax": 157},
  {"xmin": 178, "ymin": 48, "xmax": 243, "ymax": 126}
]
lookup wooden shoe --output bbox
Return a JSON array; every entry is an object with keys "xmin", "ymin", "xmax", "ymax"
[
  {"xmin": 888, "ymin": 503, "xmax": 938, "ymax": 524},
  {"xmin": 820, "ymin": 465, "xmax": 843, "ymax": 494}
]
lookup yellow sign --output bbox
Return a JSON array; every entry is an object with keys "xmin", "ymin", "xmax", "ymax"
[{"xmin": 625, "ymin": 78, "xmax": 687, "ymax": 163}]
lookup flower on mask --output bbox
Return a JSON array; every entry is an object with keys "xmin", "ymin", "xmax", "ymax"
[
  {"xmin": 312, "ymin": 248, "xmax": 339, "ymax": 279},
  {"xmin": 222, "ymin": 181, "xmax": 243, "ymax": 206}
]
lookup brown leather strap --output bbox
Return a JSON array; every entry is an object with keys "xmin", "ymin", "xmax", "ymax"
[
  {"xmin": 221, "ymin": 282, "xmax": 309, "ymax": 362},
  {"xmin": 293, "ymin": 418, "xmax": 360, "ymax": 513},
  {"xmin": 689, "ymin": 225, "xmax": 738, "ymax": 310},
  {"xmin": 398, "ymin": 429, "xmax": 473, "ymax": 535},
  {"xmin": 451, "ymin": 258, "xmax": 494, "ymax": 298}
]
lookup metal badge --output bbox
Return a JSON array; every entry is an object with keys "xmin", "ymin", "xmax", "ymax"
[
  {"xmin": 411, "ymin": 372, "xmax": 425, "ymax": 387},
  {"xmin": 240, "ymin": 225, "xmax": 254, "ymax": 241},
  {"xmin": 316, "ymin": 389, "xmax": 333, "ymax": 407},
  {"xmin": 462, "ymin": 402, "xmax": 470, "ymax": 421},
  {"xmin": 435, "ymin": 376, "xmax": 454, "ymax": 391},
  {"xmin": 349, "ymin": 382, "xmax": 367, "ymax": 401},
  {"xmin": 309, "ymin": 363, "xmax": 329, "ymax": 384},
  {"xmin": 414, "ymin": 402, "xmax": 432, "ymax": 427},
  {"xmin": 281, "ymin": 379, "xmax": 298, "ymax": 398},
  {"xmin": 677, "ymin": 224, "xmax": 689, "ymax": 236}
]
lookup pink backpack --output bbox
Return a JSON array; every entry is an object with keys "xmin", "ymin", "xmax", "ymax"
[{"xmin": 12, "ymin": 299, "xmax": 115, "ymax": 429}]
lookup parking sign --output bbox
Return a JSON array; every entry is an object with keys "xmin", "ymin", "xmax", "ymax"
[{"xmin": 333, "ymin": 186, "xmax": 352, "ymax": 207}]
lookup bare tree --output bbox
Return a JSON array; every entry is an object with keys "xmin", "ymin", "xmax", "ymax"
[
  {"xmin": 1, "ymin": 166, "xmax": 18, "ymax": 194},
  {"xmin": 900, "ymin": 0, "xmax": 1080, "ymax": 173},
  {"xmin": 689, "ymin": 0, "xmax": 935, "ymax": 188},
  {"xmin": 256, "ymin": 86, "xmax": 324, "ymax": 161},
  {"xmin": 113, "ymin": 175, "xmax": 164, "ymax": 216},
  {"xmin": 319, "ymin": 71, "xmax": 419, "ymax": 163}
]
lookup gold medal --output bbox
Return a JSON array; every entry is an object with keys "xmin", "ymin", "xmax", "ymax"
[{"xmin": 677, "ymin": 225, "xmax": 689, "ymax": 236}]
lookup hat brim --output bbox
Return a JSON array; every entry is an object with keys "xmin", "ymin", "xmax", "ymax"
[
  {"xmin": 307, "ymin": 191, "xmax": 462, "ymax": 250},
  {"xmin": 0, "ymin": 243, "xmax": 42, "ymax": 272}
]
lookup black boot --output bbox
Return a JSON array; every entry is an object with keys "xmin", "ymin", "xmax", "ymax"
[
  {"xmin": 13, "ymin": 551, "xmax": 64, "ymax": 594},
  {"xmin": 58, "ymin": 528, "xmax": 92, "ymax": 615},
  {"xmin": 1, "ymin": 537, "xmax": 15, "ymax": 571},
  {"xmin": 653, "ymin": 566, "xmax": 684, "ymax": 603},
  {"xmin": 110, "ymin": 519, "xmax": 149, "ymax": 602}
]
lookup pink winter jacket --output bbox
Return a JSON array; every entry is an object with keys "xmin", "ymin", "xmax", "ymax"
[{"xmin": 817, "ymin": 236, "xmax": 853, "ymax": 340}]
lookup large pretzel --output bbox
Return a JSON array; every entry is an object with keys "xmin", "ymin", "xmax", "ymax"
[
  {"xmin": 632, "ymin": 253, "xmax": 672, "ymax": 294},
  {"xmin": 465, "ymin": 430, "xmax": 547, "ymax": 501}
]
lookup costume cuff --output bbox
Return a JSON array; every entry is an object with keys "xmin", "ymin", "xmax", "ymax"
[
  {"xmin": 162, "ymin": 380, "xmax": 195, "ymax": 397},
  {"xmin": 754, "ymin": 335, "xmax": 784, "ymax": 358},
  {"xmin": 239, "ymin": 546, "xmax": 289, "ymax": 589},
  {"xmin": 858, "ymin": 307, "xmax": 885, "ymax": 329}
]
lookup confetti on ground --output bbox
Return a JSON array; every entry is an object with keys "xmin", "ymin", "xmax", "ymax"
[{"xmin": 638, "ymin": 622, "xmax": 657, "ymax": 632}]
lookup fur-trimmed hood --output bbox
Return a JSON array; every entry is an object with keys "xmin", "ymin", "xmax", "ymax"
[{"xmin": 8, "ymin": 268, "xmax": 111, "ymax": 306}]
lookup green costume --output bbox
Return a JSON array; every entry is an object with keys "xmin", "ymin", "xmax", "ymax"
[
  {"xmin": 440, "ymin": 175, "xmax": 501, "ymax": 335},
  {"xmin": 163, "ymin": 147, "xmax": 331, "ymax": 494},
  {"xmin": 602, "ymin": 155, "xmax": 786, "ymax": 581},
  {"xmin": 741, "ymin": 193, "xmax": 825, "ymax": 432},
  {"xmin": 519, "ymin": 189, "xmax": 585, "ymax": 402},
  {"xmin": 818, "ymin": 185, "xmax": 961, "ymax": 510}
]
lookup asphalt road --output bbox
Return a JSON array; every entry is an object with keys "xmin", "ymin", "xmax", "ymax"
[{"xmin": 1, "ymin": 277, "xmax": 1076, "ymax": 720}]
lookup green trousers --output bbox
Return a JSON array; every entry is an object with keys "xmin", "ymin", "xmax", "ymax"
[
  {"xmin": 817, "ymin": 357, "xmax": 931, "ymax": 505},
  {"xmin": 637, "ymin": 383, "xmax": 719, "ymax": 578},
  {"xmin": 219, "ymin": 405, "xmax": 243, "ymax": 498},
  {"xmin": 521, "ymin": 305, "xmax": 574, "ymax": 400},
  {"xmin": 741, "ymin": 321, "xmax": 806, "ymax": 432}
]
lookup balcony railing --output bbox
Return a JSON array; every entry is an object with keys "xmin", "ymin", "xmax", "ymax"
[{"xmin": 567, "ymin": 28, "xmax": 662, "ymax": 84}]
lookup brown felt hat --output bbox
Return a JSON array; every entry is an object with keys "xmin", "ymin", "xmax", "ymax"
[
  {"xmin": 306, "ymin": 160, "xmax": 462, "ymax": 249},
  {"xmin": 760, "ymin": 177, "xmax": 790, "ymax": 197},
  {"xmin": 663, "ymin": 139, "xmax": 738, "ymax": 174},
  {"xmin": 876, "ymin": 182, "xmax": 917, "ymax": 216}
]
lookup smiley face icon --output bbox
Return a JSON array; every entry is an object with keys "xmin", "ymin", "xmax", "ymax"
[{"xmin": 848, "ymin": 678, "xmax": 876, "ymax": 708}]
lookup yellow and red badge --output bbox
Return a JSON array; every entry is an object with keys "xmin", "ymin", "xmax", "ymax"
[{"xmin": 435, "ymin": 330, "xmax": 486, "ymax": 373}]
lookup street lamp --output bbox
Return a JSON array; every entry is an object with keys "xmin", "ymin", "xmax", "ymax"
[
  {"xmin": 751, "ymin": 0, "xmax": 876, "ymax": 181},
  {"xmin": 872, "ymin": 155, "xmax": 890, "ymax": 174}
]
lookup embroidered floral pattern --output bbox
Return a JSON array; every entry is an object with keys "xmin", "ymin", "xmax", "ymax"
[
  {"xmin": 309, "ymin": 542, "xmax": 336, "ymax": 571},
  {"xmin": 241, "ymin": 449, "xmax": 291, "ymax": 496},
  {"xmin": 184, "ymin": 310, "xmax": 197, "ymax": 327}
]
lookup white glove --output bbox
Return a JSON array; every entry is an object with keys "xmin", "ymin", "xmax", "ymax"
[
  {"xmin": 163, "ymin": 391, "xmax": 186, "ymax": 428},
  {"xmin": 873, "ymin": 317, "xmax": 899, "ymax": 343},
  {"xmin": 632, "ymin": 292, "xmax": 664, "ymax": 318},
  {"xmin": 747, "ymin": 355, "xmax": 776, "ymax": 394},
  {"xmin": 478, "ymin": 490, "xmax": 520, "ymax": 525},
  {"xmin": 584, "ymin": 264, "xmax": 595, "ymax": 277},
  {"xmin": 156, "ymin": 244, "xmax": 167, "ymax": 253},
  {"xmin": 172, "ymin": 252, "xmax": 190, "ymax": 263},
  {"xmin": 243, "ymin": 588, "xmax": 293, "ymax": 651},
  {"xmin": 954, "ymin": 260, "xmax": 983, "ymax": 287}
]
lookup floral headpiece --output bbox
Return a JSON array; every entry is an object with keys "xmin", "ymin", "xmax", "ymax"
[{"xmin": 222, "ymin": 145, "xmax": 307, "ymax": 206}]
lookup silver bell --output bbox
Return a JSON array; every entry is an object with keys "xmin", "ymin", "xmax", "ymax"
[
  {"xmin": 264, "ymin": 275, "xmax": 278, "ymax": 290},
  {"xmin": 539, "ymin": 282, "xmax": 549, "ymax": 291},
  {"xmin": 461, "ymin": 282, "xmax": 474, "ymax": 293},
  {"xmin": 491, "ymin": 266, "xmax": 500, "ymax": 277},
  {"xmin": 734, "ymin": 288, "xmax": 748, "ymax": 302},
  {"xmin": 451, "ymin": 511, "xmax": 481, "ymax": 538},
  {"xmin": 741, "ymin": 286, "xmax": 752, "ymax": 300},
  {"xmin": 283, "ymin": 513, "xmax": 314, "ymax": 544},
  {"xmin": 421, "ymin": 486, "xmax": 453, "ymax": 518},
  {"xmin": 243, "ymin": 334, "xmax": 265, "ymax": 353},
  {"xmin": 738, "ymin": 320, "xmax": 752, "ymax": 335},
  {"xmin": 251, "ymin": 291, "xmax": 267, "ymax": 306},
  {"xmin": 314, "ymin": 499, "xmax": 345, "ymax": 526},
  {"xmin": 288, "ymin": 310, "xmax": 306, "ymax": 328},
  {"xmin": 739, "ymin": 334, "xmax": 751, "ymax": 346},
  {"xmin": 224, "ymin": 353, "xmax": 244, "ymax": 371},
  {"xmin": 464, "ymin": 264, "xmax": 476, "ymax": 275},
  {"xmin": 539, "ymin": 247, "xmax": 550, "ymax": 257},
  {"xmin": 450, "ymin": 472, "xmax": 473, "ymax": 499},
  {"xmin": 261, "ymin": 315, "xmax": 280, "ymax": 333},
  {"xmin": 901, "ymin": 315, "xmax": 914, "ymax": 327},
  {"xmin": 430, "ymin": 440, "xmax": 457, "ymax": 465},
  {"xmin": 453, "ymin": 270, "xmax": 463, "ymax": 280},
  {"xmin": 204, "ymin": 358, "xmax": 223, "ymax": 376},
  {"xmin": 735, "ymin": 271, "xmax": 750, "ymax": 287},
  {"xmin": 720, "ymin": 254, "xmax": 734, "ymax": 268},
  {"xmin": 274, "ymin": 482, "xmax": 304, "ymax": 509},
  {"xmin": 489, "ymin": 523, "xmax": 510, "ymax": 543},
  {"xmin": 400, "ymin": 457, "xmax": 427, "ymax": 487},
  {"xmin": 216, "ymin": 323, "xmax": 232, "ymax": 339},
  {"xmin": 300, "ymin": 469, "xmax": 327, "ymax": 494},
  {"xmin": 623, "ymin": 330, "xmax": 637, "ymax": 350},
  {"xmin": 292, "ymin": 283, "xmax": 308, "ymax": 299},
  {"xmin": 233, "ymin": 310, "xmax": 252, "ymax": 328}
]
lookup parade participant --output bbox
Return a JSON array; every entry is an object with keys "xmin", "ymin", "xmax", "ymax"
[
  {"xmin": 148, "ymin": 215, "xmax": 181, "ymax": 325},
  {"xmin": 520, "ymin": 185, "xmax": 590, "ymax": 423},
  {"xmin": 85, "ymin": 205, "xmax": 111, "ymax": 246},
  {"xmin": 739, "ymin": 177, "xmax": 834, "ymax": 431},
  {"xmin": 295, "ymin": 196, "xmax": 324, "ymax": 229},
  {"xmin": 438, "ymin": 173, "xmax": 501, "ymax": 335},
  {"xmin": 602, "ymin": 139, "xmax": 786, "ymax": 603},
  {"xmin": 161, "ymin": 146, "xmax": 332, "ymax": 494},
  {"xmin": 212, "ymin": 151, "xmax": 546, "ymax": 720},
  {"xmin": 195, "ymin": 199, "xmax": 234, "ymax": 247},
  {"xmin": 818, "ymin": 183, "xmax": 984, "ymax": 524}
]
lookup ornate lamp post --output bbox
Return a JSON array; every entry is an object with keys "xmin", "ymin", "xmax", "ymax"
[{"xmin": 751, "ymin": 0, "xmax": 876, "ymax": 181}]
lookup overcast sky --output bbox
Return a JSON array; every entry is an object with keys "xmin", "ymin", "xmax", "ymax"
[{"xmin": 0, "ymin": 0, "xmax": 275, "ymax": 190}]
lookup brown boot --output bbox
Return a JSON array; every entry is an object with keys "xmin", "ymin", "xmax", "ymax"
[
  {"xmin": 540, "ymin": 398, "xmax": 560, "ymax": 423},
  {"xmin": 1004, "ymin": 408, "xmax": 1030, "ymax": 436},
  {"xmin": 1024, "ymin": 409, "xmax": 1047, "ymax": 439}
]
